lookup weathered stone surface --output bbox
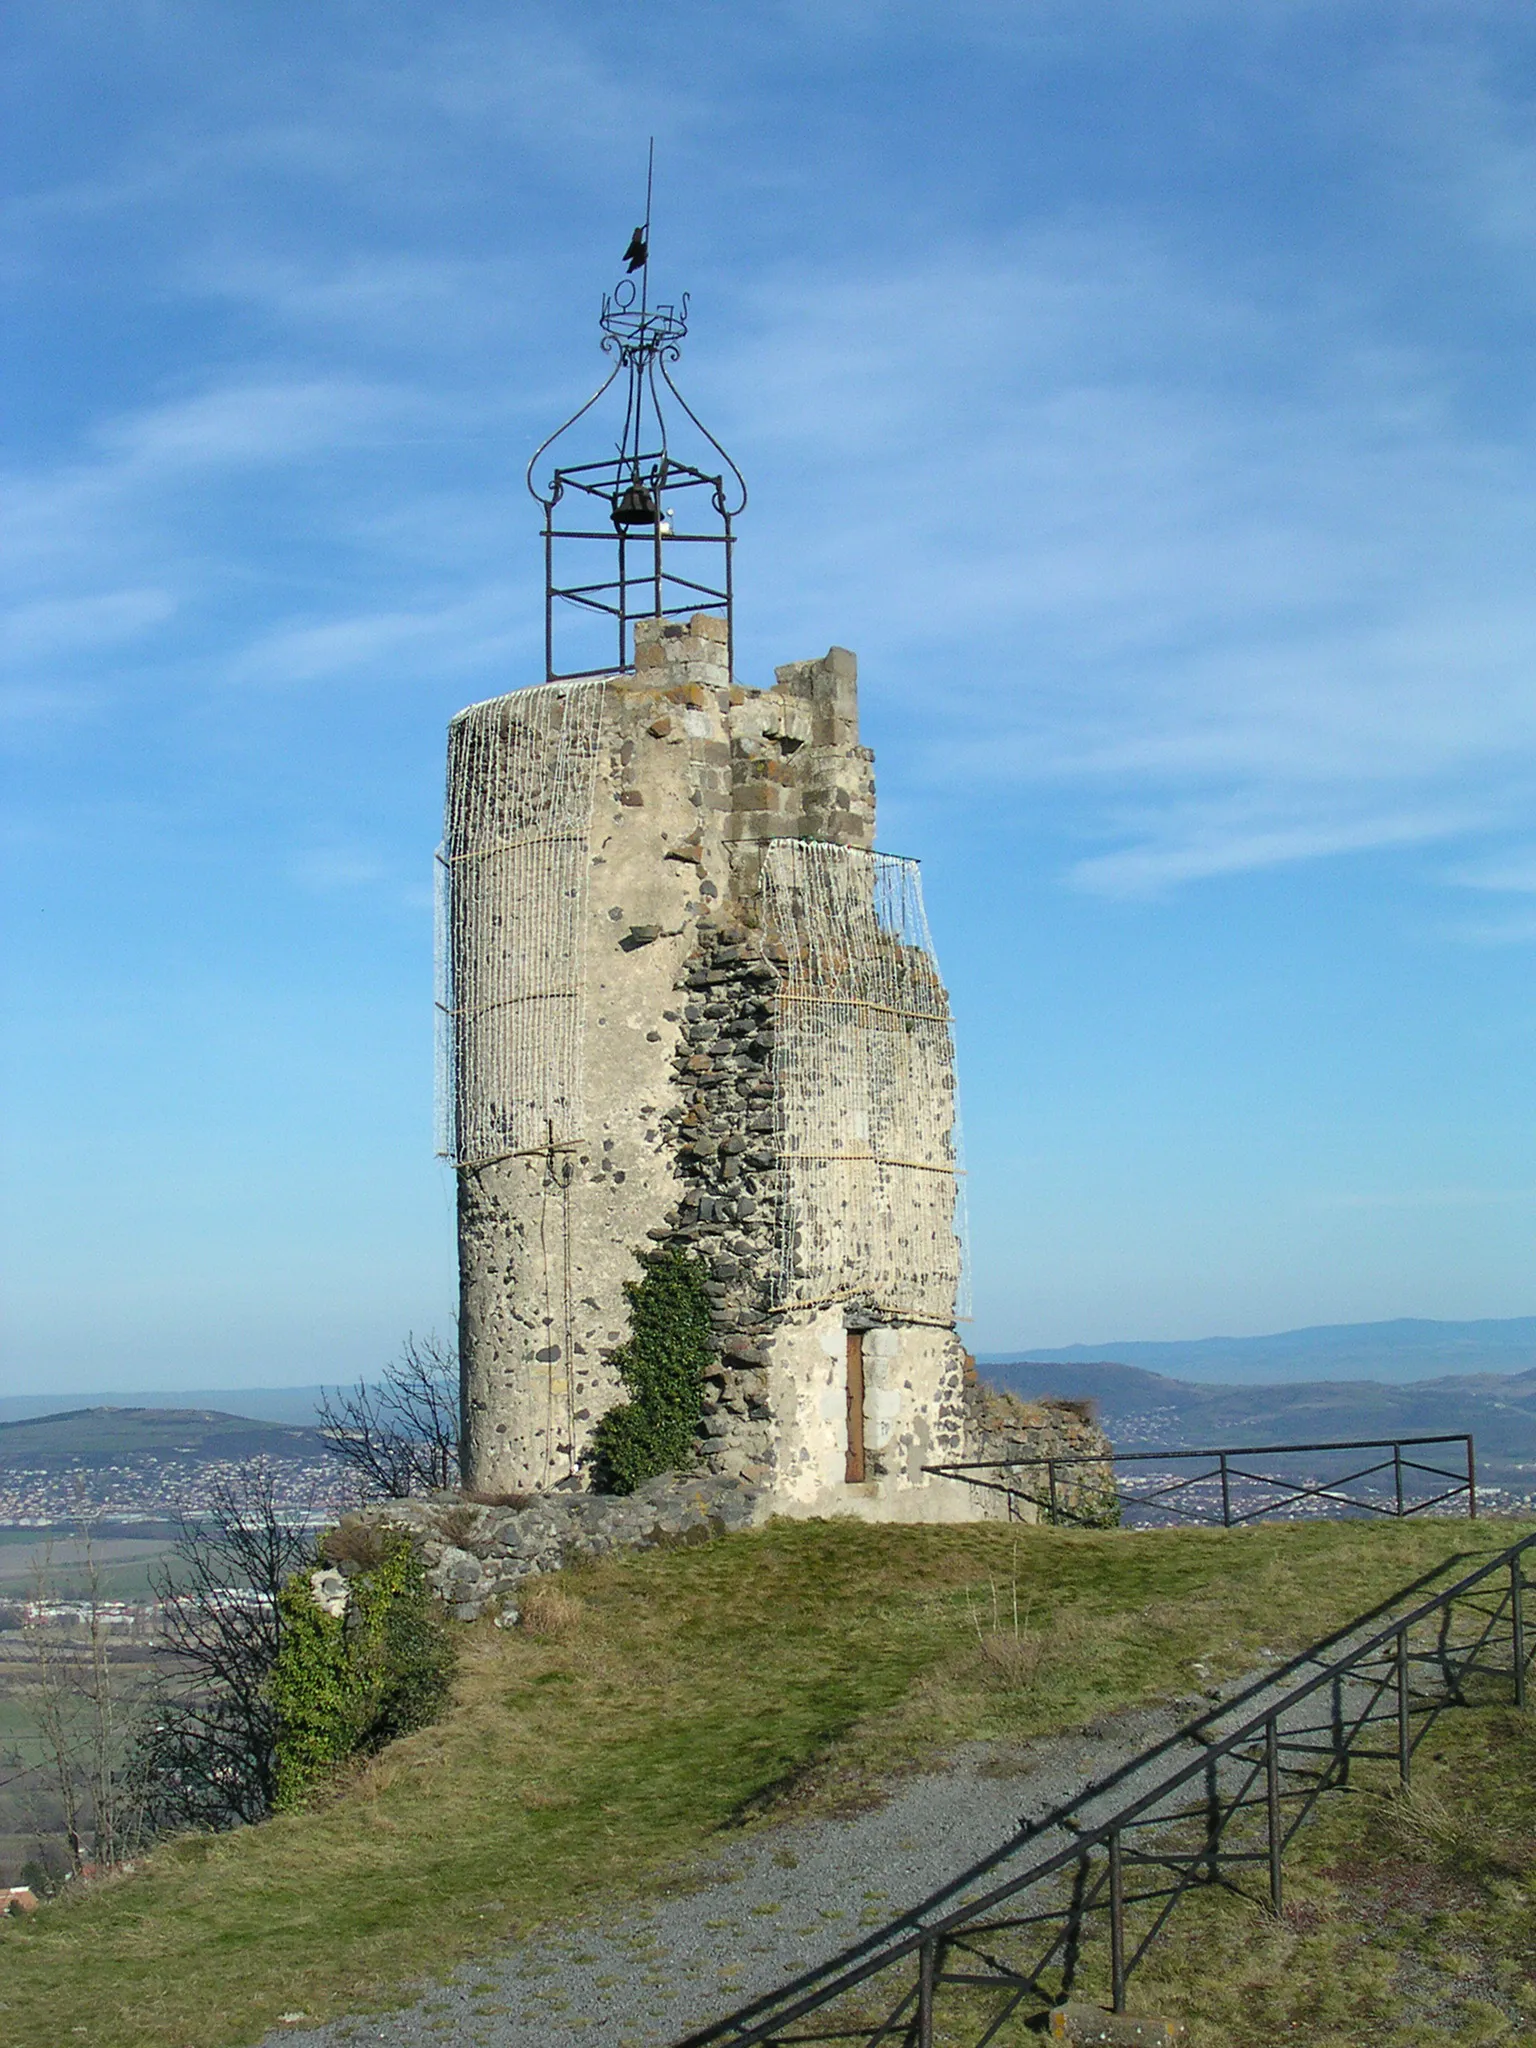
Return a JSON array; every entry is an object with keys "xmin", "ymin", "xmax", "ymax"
[
  {"xmin": 356, "ymin": 1472, "xmax": 765, "ymax": 1622},
  {"xmin": 961, "ymin": 1370, "xmax": 1119, "ymax": 1525},
  {"xmin": 1046, "ymin": 2003, "xmax": 1187, "ymax": 2045},
  {"xmin": 451, "ymin": 617, "xmax": 974, "ymax": 1524}
]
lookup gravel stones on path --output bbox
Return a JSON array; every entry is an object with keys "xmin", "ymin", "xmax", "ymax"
[{"xmin": 259, "ymin": 1689, "xmax": 1226, "ymax": 2048}]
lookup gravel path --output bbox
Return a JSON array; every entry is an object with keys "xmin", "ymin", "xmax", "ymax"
[{"xmin": 261, "ymin": 1680, "xmax": 1262, "ymax": 2048}]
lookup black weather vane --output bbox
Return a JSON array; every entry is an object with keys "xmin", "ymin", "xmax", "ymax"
[{"xmin": 527, "ymin": 139, "xmax": 746, "ymax": 683}]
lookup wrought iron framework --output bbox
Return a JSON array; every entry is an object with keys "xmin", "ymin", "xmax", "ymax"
[
  {"xmin": 678, "ymin": 1529, "xmax": 1535, "ymax": 2047},
  {"xmin": 925, "ymin": 1433, "xmax": 1477, "ymax": 1528},
  {"xmin": 526, "ymin": 149, "xmax": 746, "ymax": 682}
]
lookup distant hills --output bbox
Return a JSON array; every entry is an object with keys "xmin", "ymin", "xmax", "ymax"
[
  {"xmin": 988, "ymin": 1315, "xmax": 1536, "ymax": 1386},
  {"xmin": 0, "ymin": 1385, "xmax": 339, "ymax": 1428},
  {"xmin": 0, "ymin": 1406, "xmax": 332, "ymax": 1470},
  {"xmin": 982, "ymin": 1359, "xmax": 1536, "ymax": 1501},
  {"xmin": 6, "ymin": 1319, "xmax": 1535, "ymax": 1427}
]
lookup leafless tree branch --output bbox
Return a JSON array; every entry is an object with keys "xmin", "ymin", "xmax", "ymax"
[{"xmin": 317, "ymin": 1333, "xmax": 459, "ymax": 1500}]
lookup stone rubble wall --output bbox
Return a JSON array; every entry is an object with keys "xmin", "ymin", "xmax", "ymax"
[
  {"xmin": 960, "ymin": 1377, "xmax": 1120, "ymax": 1526},
  {"xmin": 654, "ymin": 918, "xmax": 786, "ymax": 1486},
  {"xmin": 340, "ymin": 1373, "xmax": 1121, "ymax": 1626},
  {"xmin": 354, "ymin": 1472, "xmax": 764, "ymax": 1623}
]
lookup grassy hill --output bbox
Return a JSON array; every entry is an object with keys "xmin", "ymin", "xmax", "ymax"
[
  {"xmin": 0, "ymin": 1405, "xmax": 332, "ymax": 1471},
  {"xmin": 1, "ymin": 1512, "xmax": 1532, "ymax": 2048}
]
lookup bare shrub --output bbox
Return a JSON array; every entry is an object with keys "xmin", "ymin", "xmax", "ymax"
[
  {"xmin": 319, "ymin": 1516, "xmax": 393, "ymax": 1572},
  {"xmin": 138, "ymin": 1460, "xmax": 321, "ymax": 1833},
  {"xmin": 976, "ymin": 1630, "xmax": 1045, "ymax": 1689},
  {"xmin": 20, "ymin": 1513, "xmax": 147, "ymax": 1873},
  {"xmin": 964, "ymin": 1550, "xmax": 1068, "ymax": 1692},
  {"xmin": 435, "ymin": 1504, "xmax": 481, "ymax": 1549},
  {"xmin": 318, "ymin": 1334, "xmax": 459, "ymax": 1502}
]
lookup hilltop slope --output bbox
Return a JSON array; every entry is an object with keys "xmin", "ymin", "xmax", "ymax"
[{"xmin": 2, "ymin": 1513, "xmax": 1529, "ymax": 2048}]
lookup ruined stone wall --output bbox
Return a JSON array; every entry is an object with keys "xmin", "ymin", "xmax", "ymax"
[
  {"xmin": 448, "ymin": 614, "xmax": 971, "ymax": 1516},
  {"xmin": 960, "ymin": 1378, "xmax": 1120, "ymax": 1527}
]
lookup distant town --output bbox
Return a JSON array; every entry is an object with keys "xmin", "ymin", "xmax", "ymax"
[{"xmin": 0, "ymin": 1454, "xmax": 350, "ymax": 1527}]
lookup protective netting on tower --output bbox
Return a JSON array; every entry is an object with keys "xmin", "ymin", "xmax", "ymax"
[
  {"xmin": 436, "ymin": 679, "xmax": 604, "ymax": 1168},
  {"xmin": 761, "ymin": 839, "xmax": 968, "ymax": 1325}
]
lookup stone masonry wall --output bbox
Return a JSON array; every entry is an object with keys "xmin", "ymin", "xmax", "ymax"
[
  {"xmin": 453, "ymin": 615, "xmax": 972, "ymax": 1515},
  {"xmin": 357, "ymin": 1472, "xmax": 764, "ymax": 1624},
  {"xmin": 655, "ymin": 919, "xmax": 785, "ymax": 1487},
  {"xmin": 962, "ymin": 1374, "xmax": 1120, "ymax": 1526}
]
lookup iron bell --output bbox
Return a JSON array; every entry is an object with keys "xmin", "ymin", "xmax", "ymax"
[{"xmin": 612, "ymin": 483, "xmax": 659, "ymax": 528}]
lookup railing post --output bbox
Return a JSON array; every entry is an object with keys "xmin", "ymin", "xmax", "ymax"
[
  {"xmin": 1265, "ymin": 1715, "xmax": 1283, "ymax": 1913},
  {"xmin": 1513, "ymin": 1554, "xmax": 1527, "ymax": 1712},
  {"xmin": 1396, "ymin": 1626, "xmax": 1412, "ymax": 1785},
  {"xmin": 1109, "ymin": 1830, "xmax": 1126, "ymax": 2012},
  {"xmin": 1331, "ymin": 1674, "xmax": 1349, "ymax": 1787},
  {"xmin": 1048, "ymin": 1459, "xmax": 1060, "ymax": 1528},
  {"xmin": 1467, "ymin": 1436, "xmax": 1478, "ymax": 1520},
  {"xmin": 1393, "ymin": 1442, "xmax": 1404, "ymax": 1517},
  {"xmin": 917, "ymin": 1935, "xmax": 936, "ymax": 2048},
  {"xmin": 1219, "ymin": 1451, "xmax": 1232, "ymax": 1527}
]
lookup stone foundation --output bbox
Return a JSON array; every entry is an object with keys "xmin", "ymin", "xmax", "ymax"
[{"xmin": 358, "ymin": 1472, "xmax": 765, "ymax": 1624}]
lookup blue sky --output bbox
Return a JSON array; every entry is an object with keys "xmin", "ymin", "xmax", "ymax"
[{"xmin": 5, "ymin": 1, "xmax": 1536, "ymax": 1392}]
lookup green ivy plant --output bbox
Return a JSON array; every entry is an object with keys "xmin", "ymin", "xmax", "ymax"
[
  {"xmin": 268, "ymin": 1530, "xmax": 454, "ymax": 1810},
  {"xmin": 590, "ymin": 1249, "xmax": 713, "ymax": 1494}
]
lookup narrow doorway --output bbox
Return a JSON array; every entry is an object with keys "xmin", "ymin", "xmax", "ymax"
[{"xmin": 845, "ymin": 1329, "xmax": 866, "ymax": 1483}]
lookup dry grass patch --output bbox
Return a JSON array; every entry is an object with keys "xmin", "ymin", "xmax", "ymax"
[{"xmin": 515, "ymin": 1581, "xmax": 586, "ymax": 1638}]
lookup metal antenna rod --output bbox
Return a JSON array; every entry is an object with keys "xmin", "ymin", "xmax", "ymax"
[{"xmin": 640, "ymin": 136, "xmax": 654, "ymax": 324}]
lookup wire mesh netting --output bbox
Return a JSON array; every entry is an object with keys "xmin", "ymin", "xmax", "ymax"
[
  {"xmin": 761, "ymin": 840, "xmax": 968, "ymax": 1325},
  {"xmin": 437, "ymin": 679, "xmax": 605, "ymax": 1168}
]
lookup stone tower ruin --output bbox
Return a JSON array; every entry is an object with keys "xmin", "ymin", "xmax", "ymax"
[{"xmin": 438, "ymin": 216, "xmax": 971, "ymax": 1520}]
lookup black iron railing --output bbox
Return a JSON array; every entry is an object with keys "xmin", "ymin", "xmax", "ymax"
[
  {"xmin": 678, "ymin": 1528, "xmax": 1534, "ymax": 2047},
  {"xmin": 925, "ymin": 1433, "xmax": 1477, "ymax": 1527}
]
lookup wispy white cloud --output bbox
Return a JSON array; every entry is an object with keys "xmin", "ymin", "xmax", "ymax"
[
  {"xmin": 0, "ymin": 374, "xmax": 474, "ymax": 712},
  {"xmin": 1434, "ymin": 904, "xmax": 1536, "ymax": 946},
  {"xmin": 1070, "ymin": 799, "xmax": 1482, "ymax": 895},
  {"xmin": 0, "ymin": 588, "xmax": 175, "ymax": 661},
  {"xmin": 226, "ymin": 589, "xmax": 530, "ymax": 689},
  {"xmin": 1316, "ymin": 1185, "xmax": 1536, "ymax": 1211},
  {"xmin": 186, "ymin": 251, "xmax": 535, "ymax": 355},
  {"xmin": 709, "ymin": 223, "xmax": 1536, "ymax": 893},
  {"xmin": 0, "ymin": 374, "xmax": 436, "ymax": 587},
  {"xmin": 97, "ymin": 376, "xmax": 428, "ymax": 472},
  {"xmin": 289, "ymin": 846, "xmax": 390, "ymax": 891},
  {"xmin": 1448, "ymin": 848, "xmax": 1536, "ymax": 894}
]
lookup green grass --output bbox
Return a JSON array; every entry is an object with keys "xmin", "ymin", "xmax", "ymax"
[
  {"xmin": 0, "ymin": 1514, "xmax": 1529, "ymax": 2048},
  {"xmin": 1069, "ymin": 1704, "xmax": 1536, "ymax": 2045}
]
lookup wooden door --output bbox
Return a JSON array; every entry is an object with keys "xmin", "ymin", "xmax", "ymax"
[{"xmin": 845, "ymin": 1329, "xmax": 866, "ymax": 1484}]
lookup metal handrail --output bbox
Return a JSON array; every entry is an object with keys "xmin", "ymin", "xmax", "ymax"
[
  {"xmin": 925, "ymin": 1433, "xmax": 1478, "ymax": 1527},
  {"xmin": 678, "ymin": 1526, "xmax": 1535, "ymax": 2047}
]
